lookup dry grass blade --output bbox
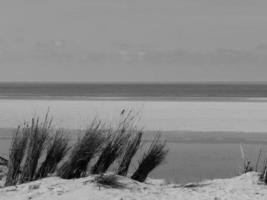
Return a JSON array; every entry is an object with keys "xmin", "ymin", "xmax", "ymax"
[
  {"xmin": 58, "ymin": 121, "xmax": 105, "ymax": 179},
  {"xmin": 131, "ymin": 133, "xmax": 168, "ymax": 182},
  {"xmin": 117, "ymin": 132, "xmax": 142, "ymax": 176}
]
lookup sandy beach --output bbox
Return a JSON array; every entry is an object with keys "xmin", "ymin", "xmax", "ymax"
[{"xmin": 0, "ymin": 99, "xmax": 267, "ymax": 132}]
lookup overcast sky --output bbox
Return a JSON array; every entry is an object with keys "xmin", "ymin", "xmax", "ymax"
[{"xmin": 1, "ymin": 0, "xmax": 267, "ymax": 82}]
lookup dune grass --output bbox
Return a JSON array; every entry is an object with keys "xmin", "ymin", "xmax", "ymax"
[
  {"xmin": 91, "ymin": 111, "xmax": 139, "ymax": 175},
  {"xmin": 4, "ymin": 112, "xmax": 169, "ymax": 186},
  {"xmin": 131, "ymin": 133, "xmax": 168, "ymax": 182},
  {"xmin": 36, "ymin": 130, "xmax": 69, "ymax": 179},
  {"xmin": 58, "ymin": 121, "xmax": 106, "ymax": 179},
  {"xmin": 91, "ymin": 129, "xmax": 130, "ymax": 174},
  {"xmin": 19, "ymin": 116, "xmax": 51, "ymax": 183},
  {"xmin": 5, "ymin": 125, "xmax": 29, "ymax": 186},
  {"xmin": 5, "ymin": 113, "xmax": 63, "ymax": 186},
  {"xmin": 117, "ymin": 132, "xmax": 142, "ymax": 176}
]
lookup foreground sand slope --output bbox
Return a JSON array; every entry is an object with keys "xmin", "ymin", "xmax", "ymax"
[{"xmin": 0, "ymin": 172, "xmax": 267, "ymax": 200}]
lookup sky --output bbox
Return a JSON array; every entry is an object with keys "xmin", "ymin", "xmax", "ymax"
[{"xmin": 0, "ymin": 0, "xmax": 267, "ymax": 82}]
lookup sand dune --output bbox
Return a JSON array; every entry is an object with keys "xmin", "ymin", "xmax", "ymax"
[{"xmin": 0, "ymin": 172, "xmax": 266, "ymax": 200}]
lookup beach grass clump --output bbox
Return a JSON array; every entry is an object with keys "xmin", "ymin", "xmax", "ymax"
[
  {"xmin": 117, "ymin": 132, "xmax": 142, "ymax": 176},
  {"xmin": 20, "ymin": 115, "xmax": 52, "ymax": 183},
  {"xmin": 131, "ymin": 133, "xmax": 168, "ymax": 182},
  {"xmin": 58, "ymin": 121, "xmax": 106, "ymax": 179},
  {"xmin": 4, "ymin": 110, "xmax": 169, "ymax": 186},
  {"xmin": 5, "ymin": 125, "xmax": 29, "ymax": 186},
  {"xmin": 35, "ymin": 130, "xmax": 69, "ymax": 179},
  {"xmin": 91, "ymin": 111, "xmax": 138, "ymax": 175},
  {"xmin": 91, "ymin": 130, "xmax": 130, "ymax": 174}
]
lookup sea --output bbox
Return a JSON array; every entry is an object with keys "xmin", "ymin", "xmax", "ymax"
[{"xmin": 1, "ymin": 82, "xmax": 267, "ymax": 183}]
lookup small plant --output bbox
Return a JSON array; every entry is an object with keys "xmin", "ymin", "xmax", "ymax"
[
  {"xmin": 58, "ymin": 121, "xmax": 106, "ymax": 179},
  {"xmin": 131, "ymin": 133, "xmax": 168, "ymax": 182},
  {"xmin": 239, "ymin": 145, "xmax": 255, "ymax": 174},
  {"xmin": 94, "ymin": 174, "xmax": 124, "ymax": 189},
  {"xmin": 117, "ymin": 132, "xmax": 142, "ymax": 176},
  {"xmin": 5, "ymin": 125, "xmax": 29, "ymax": 186},
  {"xmin": 36, "ymin": 130, "xmax": 69, "ymax": 179}
]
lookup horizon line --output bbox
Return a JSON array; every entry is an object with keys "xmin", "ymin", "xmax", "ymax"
[{"xmin": 0, "ymin": 81, "xmax": 267, "ymax": 85}]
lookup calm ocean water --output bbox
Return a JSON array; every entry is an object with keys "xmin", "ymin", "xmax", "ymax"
[
  {"xmin": 1, "ymin": 83, "xmax": 267, "ymax": 183},
  {"xmin": 1, "ymin": 82, "xmax": 267, "ymax": 99}
]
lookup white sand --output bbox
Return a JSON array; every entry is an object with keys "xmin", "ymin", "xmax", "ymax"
[
  {"xmin": 1, "ymin": 99, "xmax": 267, "ymax": 132},
  {"xmin": 0, "ymin": 172, "xmax": 266, "ymax": 200}
]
